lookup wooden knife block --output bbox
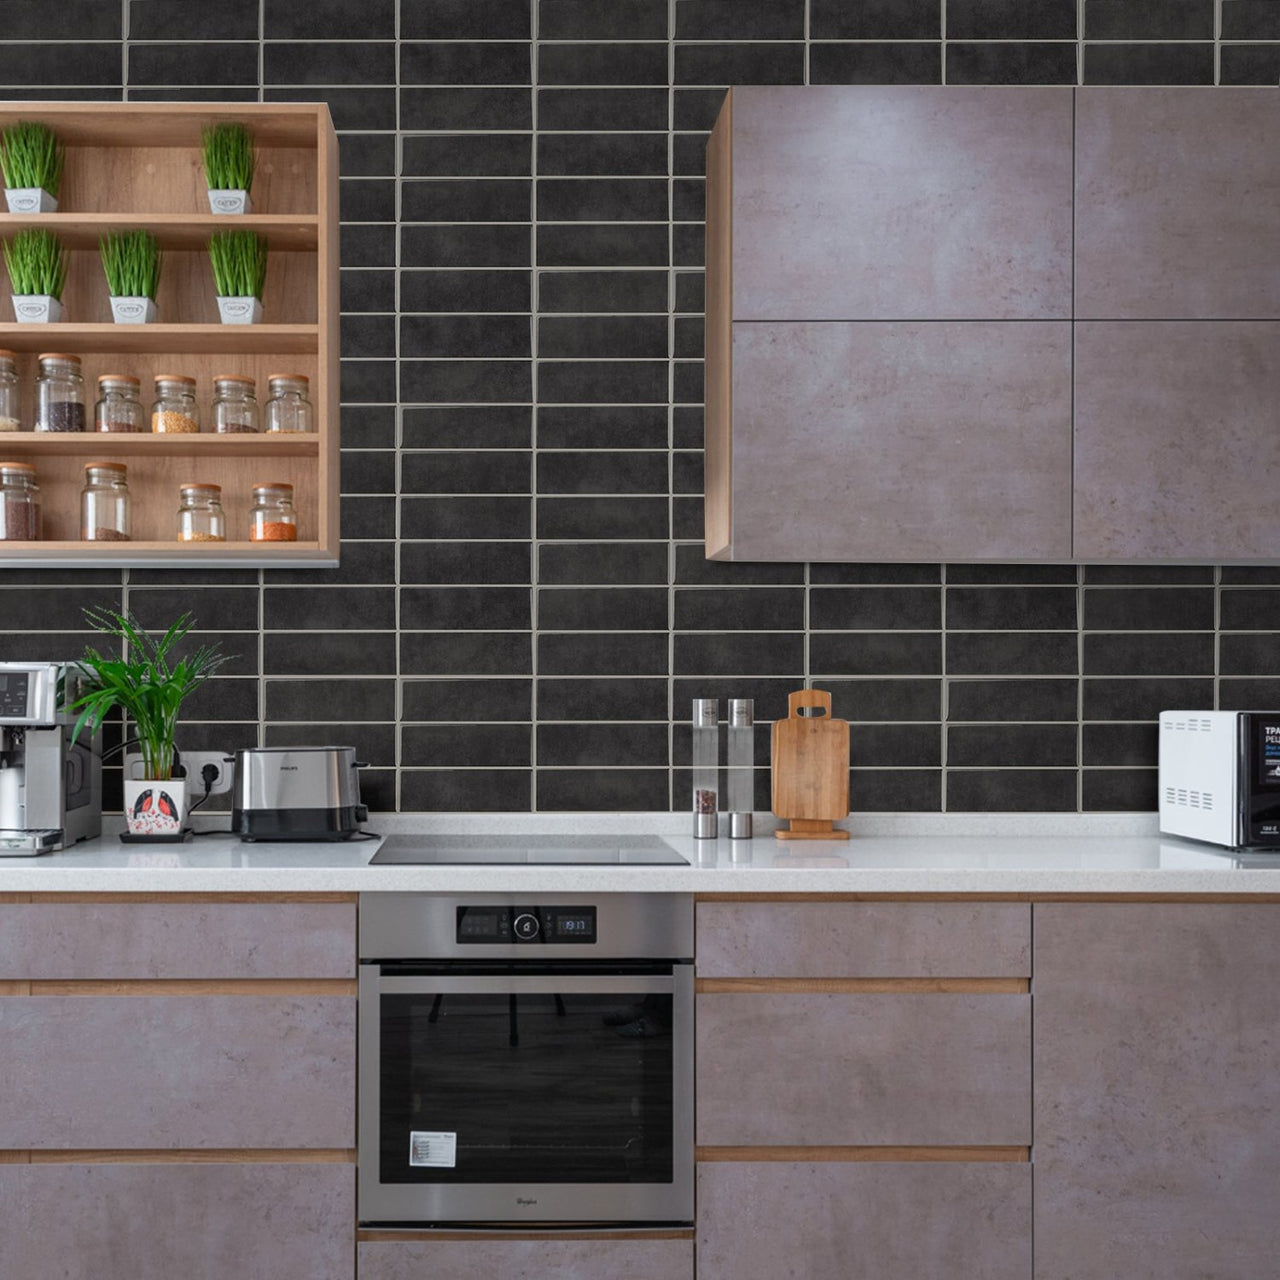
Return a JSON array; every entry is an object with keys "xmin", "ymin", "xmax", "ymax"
[{"xmin": 771, "ymin": 689, "xmax": 850, "ymax": 841}]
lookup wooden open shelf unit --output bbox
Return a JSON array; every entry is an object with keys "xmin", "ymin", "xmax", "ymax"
[{"xmin": 0, "ymin": 102, "xmax": 339, "ymax": 567}]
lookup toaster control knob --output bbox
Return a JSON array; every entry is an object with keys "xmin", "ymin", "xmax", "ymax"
[{"xmin": 513, "ymin": 912, "xmax": 540, "ymax": 941}]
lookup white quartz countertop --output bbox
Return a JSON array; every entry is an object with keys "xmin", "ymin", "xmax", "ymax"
[{"xmin": 3, "ymin": 812, "xmax": 1279, "ymax": 894}]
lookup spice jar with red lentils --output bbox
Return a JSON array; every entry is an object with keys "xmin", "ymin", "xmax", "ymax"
[{"xmin": 249, "ymin": 482, "xmax": 297, "ymax": 542}]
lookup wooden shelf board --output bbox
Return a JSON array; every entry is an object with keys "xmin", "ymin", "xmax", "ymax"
[
  {"xmin": 0, "ymin": 103, "xmax": 326, "ymax": 148},
  {"xmin": 0, "ymin": 432, "xmax": 320, "ymax": 458},
  {"xmin": 0, "ymin": 214, "xmax": 319, "ymax": 251},
  {"xmin": 0, "ymin": 324, "xmax": 319, "ymax": 355},
  {"xmin": 0, "ymin": 540, "xmax": 336, "ymax": 568}
]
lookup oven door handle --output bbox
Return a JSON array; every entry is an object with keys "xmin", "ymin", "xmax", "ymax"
[{"xmin": 376, "ymin": 974, "xmax": 677, "ymax": 996}]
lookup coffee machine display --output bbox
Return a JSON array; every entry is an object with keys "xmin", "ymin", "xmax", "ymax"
[{"xmin": 0, "ymin": 663, "xmax": 102, "ymax": 855}]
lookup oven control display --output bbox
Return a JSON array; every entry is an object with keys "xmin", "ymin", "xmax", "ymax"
[
  {"xmin": 456, "ymin": 905, "xmax": 597, "ymax": 944},
  {"xmin": 0, "ymin": 672, "xmax": 29, "ymax": 719}
]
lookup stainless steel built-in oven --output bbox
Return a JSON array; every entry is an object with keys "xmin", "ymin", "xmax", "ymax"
[{"xmin": 358, "ymin": 892, "xmax": 694, "ymax": 1226}]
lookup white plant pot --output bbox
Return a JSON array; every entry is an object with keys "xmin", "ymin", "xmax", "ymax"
[
  {"xmin": 5, "ymin": 186, "xmax": 57, "ymax": 213},
  {"xmin": 208, "ymin": 188, "xmax": 251, "ymax": 215},
  {"xmin": 11, "ymin": 294, "xmax": 62, "ymax": 323},
  {"xmin": 109, "ymin": 296, "xmax": 157, "ymax": 324},
  {"xmin": 123, "ymin": 778, "xmax": 187, "ymax": 837},
  {"xmin": 217, "ymin": 295, "xmax": 263, "ymax": 325}
]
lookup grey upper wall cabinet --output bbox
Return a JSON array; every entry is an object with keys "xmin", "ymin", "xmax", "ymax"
[{"xmin": 706, "ymin": 86, "xmax": 1280, "ymax": 564}]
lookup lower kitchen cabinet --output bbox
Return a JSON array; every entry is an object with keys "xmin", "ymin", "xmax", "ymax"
[
  {"xmin": 697, "ymin": 1162, "xmax": 1031, "ymax": 1280},
  {"xmin": 0, "ymin": 1162, "xmax": 354, "ymax": 1280},
  {"xmin": 1035, "ymin": 904, "xmax": 1280, "ymax": 1279},
  {"xmin": 358, "ymin": 1236, "xmax": 694, "ymax": 1280}
]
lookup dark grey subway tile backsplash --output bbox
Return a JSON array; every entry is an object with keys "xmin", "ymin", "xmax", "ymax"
[{"xmin": 1, "ymin": 3, "xmax": 1274, "ymax": 812}]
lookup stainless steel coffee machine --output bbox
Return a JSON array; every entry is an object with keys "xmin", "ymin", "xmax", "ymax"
[{"xmin": 0, "ymin": 662, "xmax": 102, "ymax": 855}]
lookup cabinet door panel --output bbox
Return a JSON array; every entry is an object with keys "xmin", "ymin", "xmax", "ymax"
[
  {"xmin": 0, "ymin": 902, "xmax": 356, "ymax": 979},
  {"xmin": 0, "ymin": 1163, "xmax": 353, "ymax": 1280},
  {"xmin": 1073, "ymin": 322, "xmax": 1280, "ymax": 561},
  {"xmin": 697, "ymin": 992, "xmax": 1029, "ymax": 1145},
  {"xmin": 1076, "ymin": 88, "xmax": 1280, "ymax": 320},
  {"xmin": 696, "ymin": 902, "xmax": 1030, "ymax": 978},
  {"xmin": 1, "ymin": 996, "xmax": 354, "ymax": 1148},
  {"xmin": 730, "ymin": 85, "xmax": 1073, "ymax": 321},
  {"xmin": 1035, "ymin": 905, "xmax": 1280, "ymax": 1279},
  {"xmin": 727, "ymin": 321, "xmax": 1072, "ymax": 562},
  {"xmin": 698, "ymin": 1162, "xmax": 1031, "ymax": 1280},
  {"xmin": 359, "ymin": 1238, "xmax": 693, "ymax": 1280}
]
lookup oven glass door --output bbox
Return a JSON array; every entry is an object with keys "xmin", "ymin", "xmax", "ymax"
[{"xmin": 362, "ymin": 962, "xmax": 692, "ymax": 1222}]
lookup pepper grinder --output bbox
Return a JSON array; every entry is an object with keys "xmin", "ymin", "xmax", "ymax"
[
  {"xmin": 727, "ymin": 698, "xmax": 754, "ymax": 839},
  {"xmin": 692, "ymin": 698, "xmax": 719, "ymax": 839}
]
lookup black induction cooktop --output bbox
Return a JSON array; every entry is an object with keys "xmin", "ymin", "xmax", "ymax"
[{"xmin": 369, "ymin": 833, "xmax": 689, "ymax": 866}]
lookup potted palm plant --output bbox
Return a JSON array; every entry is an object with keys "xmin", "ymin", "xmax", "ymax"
[
  {"xmin": 208, "ymin": 229, "xmax": 266, "ymax": 324},
  {"xmin": 0, "ymin": 120, "xmax": 64, "ymax": 213},
  {"xmin": 100, "ymin": 230, "xmax": 161, "ymax": 324},
  {"xmin": 4, "ymin": 227, "xmax": 67, "ymax": 322},
  {"xmin": 71, "ymin": 608, "xmax": 230, "ymax": 839},
  {"xmin": 202, "ymin": 122, "xmax": 256, "ymax": 215}
]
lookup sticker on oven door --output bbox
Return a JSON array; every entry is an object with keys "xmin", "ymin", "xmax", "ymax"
[{"xmin": 409, "ymin": 1131, "xmax": 457, "ymax": 1167}]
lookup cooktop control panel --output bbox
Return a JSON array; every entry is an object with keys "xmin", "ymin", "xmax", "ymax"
[{"xmin": 456, "ymin": 904, "xmax": 597, "ymax": 945}]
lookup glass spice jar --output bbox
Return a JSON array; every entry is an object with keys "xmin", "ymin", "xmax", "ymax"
[
  {"xmin": 95, "ymin": 374, "xmax": 145, "ymax": 434},
  {"xmin": 264, "ymin": 373, "xmax": 313, "ymax": 433},
  {"xmin": 0, "ymin": 461, "xmax": 40, "ymax": 540},
  {"xmin": 0, "ymin": 350, "xmax": 19, "ymax": 432},
  {"xmin": 152, "ymin": 374, "xmax": 200, "ymax": 434},
  {"xmin": 177, "ymin": 483, "xmax": 225, "ymax": 542},
  {"xmin": 211, "ymin": 373, "xmax": 259, "ymax": 434},
  {"xmin": 34, "ymin": 353, "xmax": 86, "ymax": 432},
  {"xmin": 80, "ymin": 461, "xmax": 131, "ymax": 542},
  {"xmin": 249, "ymin": 482, "xmax": 297, "ymax": 542}
]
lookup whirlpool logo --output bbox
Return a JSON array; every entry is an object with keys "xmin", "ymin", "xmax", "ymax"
[{"xmin": 516, "ymin": 1197, "xmax": 538, "ymax": 1206}]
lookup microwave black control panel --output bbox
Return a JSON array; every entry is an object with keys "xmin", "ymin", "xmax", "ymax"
[
  {"xmin": 0, "ymin": 671, "xmax": 29, "ymax": 719},
  {"xmin": 456, "ymin": 904, "xmax": 597, "ymax": 944}
]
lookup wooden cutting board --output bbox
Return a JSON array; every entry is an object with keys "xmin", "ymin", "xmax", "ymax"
[{"xmin": 771, "ymin": 689, "xmax": 850, "ymax": 841}]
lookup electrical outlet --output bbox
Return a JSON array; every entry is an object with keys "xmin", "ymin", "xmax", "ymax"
[{"xmin": 179, "ymin": 750, "xmax": 233, "ymax": 796}]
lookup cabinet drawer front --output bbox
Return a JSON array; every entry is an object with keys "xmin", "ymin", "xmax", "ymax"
[
  {"xmin": 2, "ymin": 996, "xmax": 354, "ymax": 1149},
  {"xmin": 0, "ymin": 1163, "xmax": 352, "ymax": 1280},
  {"xmin": 698, "ymin": 1162, "xmax": 1030, "ymax": 1280},
  {"xmin": 697, "ymin": 902, "xmax": 1030, "ymax": 978},
  {"xmin": 697, "ymin": 992, "xmax": 1029, "ymax": 1146},
  {"xmin": 359, "ymin": 1238, "xmax": 694, "ymax": 1280},
  {"xmin": 0, "ymin": 903, "xmax": 355, "ymax": 979}
]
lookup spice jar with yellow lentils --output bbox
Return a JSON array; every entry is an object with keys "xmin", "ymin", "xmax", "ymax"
[
  {"xmin": 177, "ymin": 483, "xmax": 225, "ymax": 542},
  {"xmin": 152, "ymin": 374, "xmax": 200, "ymax": 433}
]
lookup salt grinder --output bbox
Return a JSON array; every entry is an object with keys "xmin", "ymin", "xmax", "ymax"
[
  {"xmin": 692, "ymin": 698, "xmax": 719, "ymax": 839},
  {"xmin": 727, "ymin": 698, "xmax": 755, "ymax": 839}
]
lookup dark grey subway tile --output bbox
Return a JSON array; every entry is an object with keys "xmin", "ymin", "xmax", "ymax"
[
  {"xmin": 672, "ymin": 678, "xmax": 806, "ymax": 723},
  {"xmin": 538, "ymin": 42, "xmax": 670, "ymax": 85},
  {"xmin": 400, "ymin": 87, "xmax": 532, "ymax": 132},
  {"xmin": 402, "ymin": 134, "xmax": 532, "ymax": 179},
  {"xmin": 537, "ymin": 315, "xmax": 667, "ymax": 360},
  {"xmin": 946, "ymin": 632, "xmax": 1079, "ymax": 677},
  {"xmin": 810, "ymin": 0, "xmax": 940, "ymax": 38},
  {"xmin": 810, "ymin": 632, "xmax": 943, "ymax": 677},
  {"xmin": 402, "ymin": 314, "xmax": 532, "ymax": 359},
  {"xmin": 1083, "ymin": 587, "xmax": 1214, "ymax": 631},
  {"xmin": 1083, "ymin": 565, "xmax": 1212, "ymax": 585},
  {"xmin": 129, "ymin": 43, "xmax": 258, "ymax": 85},
  {"xmin": 674, "ymin": 43, "xmax": 806, "ymax": 86},
  {"xmin": 673, "ymin": 88, "xmax": 729, "ymax": 131},
  {"xmin": 538, "ymin": 0, "xmax": 669, "ymax": 39},
  {"xmin": 1219, "ymin": 634, "xmax": 1280, "ymax": 676},
  {"xmin": 536, "ymin": 405, "xmax": 669, "ymax": 450},
  {"xmin": 401, "ymin": 769, "xmax": 532, "ymax": 811},
  {"xmin": 947, "ymin": 724, "xmax": 1078, "ymax": 769},
  {"xmin": 538, "ymin": 677, "xmax": 669, "ymax": 721},
  {"xmin": 402, "ymin": 406, "xmax": 532, "ymax": 450},
  {"xmin": 266, "ymin": 540, "xmax": 396, "ymax": 588},
  {"xmin": 400, "ymin": 631, "xmax": 533, "ymax": 677},
  {"xmin": 538, "ymin": 88, "xmax": 669, "ymax": 131},
  {"xmin": 538, "ymin": 586, "xmax": 668, "ymax": 631},
  {"xmin": 130, "ymin": 0, "xmax": 255, "ymax": 39},
  {"xmin": 536, "ymin": 768, "xmax": 670, "ymax": 812},
  {"xmin": 537, "ymin": 133, "xmax": 669, "ymax": 177},
  {"xmin": 400, "ymin": 270, "xmax": 531, "ymax": 314},
  {"xmin": 802, "ymin": 679, "xmax": 942, "ymax": 723},
  {"xmin": 1081, "ymin": 768, "xmax": 1158, "ymax": 811},
  {"xmin": 1083, "ymin": 633, "xmax": 1214, "ymax": 676},
  {"xmin": 677, "ymin": 0, "xmax": 804, "ymax": 39},
  {"xmin": 947, "ymin": 587, "xmax": 1078, "ymax": 631},
  {"xmin": 945, "ymin": 42, "xmax": 1078, "ymax": 86},
  {"xmin": 340, "ymin": 269, "xmax": 395, "ymax": 313},
  {"xmin": 263, "ymin": 631, "xmax": 396, "ymax": 678},
  {"xmin": 401, "ymin": 225, "xmax": 531, "ymax": 270},
  {"xmin": 539, "ymin": 542, "xmax": 669, "ymax": 586},
  {"xmin": 400, "ymin": 496, "xmax": 532, "ymax": 540},
  {"xmin": 537, "ymin": 178, "xmax": 668, "ymax": 223},
  {"xmin": 265, "ymin": 678, "xmax": 396, "ymax": 723},
  {"xmin": 810, "ymin": 42, "xmax": 943, "ymax": 85},
  {"xmin": 1220, "ymin": 45, "xmax": 1280, "ymax": 85},
  {"xmin": 340, "ymin": 360, "xmax": 396, "ymax": 403},
  {"xmin": 1220, "ymin": 590, "xmax": 1280, "ymax": 630},
  {"xmin": 537, "ymin": 631, "xmax": 669, "ymax": 676},
  {"xmin": 403, "ymin": 0, "xmax": 532, "ymax": 39},
  {"xmin": 1085, "ymin": 0, "xmax": 1214, "ymax": 39},
  {"xmin": 402, "ymin": 450, "xmax": 531, "ymax": 494},
  {"xmin": 947, "ymin": 679, "xmax": 1079, "ymax": 723},
  {"xmin": 537, "ymin": 723, "xmax": 669, "ymax": 768},
  {"xmin": 850, "ymin": 769, "xmax": 943, "ymax": 812},
  {"xmin": 1221, "ymin": 0, "xmax": 1280, "ymax": 38},
  {"xmin": 402, "ymin": 723, "xmax": 531, "ymax": 769},
  {"xmin": 129, "ymin": 587, "xmax": 258, "ymax": 632},
  {"xmin": 537, "ymin": 223, "xmax": 668, "ymax": 267},
  {"xmin": 950, "ymin": 0, "xmax": 1078, "ymax": 38},
  {"xmin": 538, "ymin": 360, "xmax": 669, "ymax": 403},
  {"xmin": 265, "ymin": 587, "xmax": 396, "ymax": 632},
  {"xmin": 268, "ymin": 722, "xmax": 395, "ymax": 765},
  {"xmin": 401, "ymin": 179, "xmax": 532, "ymax": 224},
  {"xmin": 1082, "ymin": 722, "xmax": 1159, "ymax": 768},
  {"xmin": 264, "ymin": 0, "xmax": 394, "ymax": 37},
  {"xmin": 399, "ymin": 41, "xmax": 531, "ymax": 85},
  {"xmin": 401, "ymin": 540, "xmax": 532, "ymax": 586},
  {"xmin": 340, "ymin": 314, "xmax": 395, "ymax": 358},
  {"xmin": 4, "ymin": 587, "xmax": 124, "ymax": 631},
  {"xmin": 262, "ymin": 41, "xmax": 394, "ymax": 84},
  {"xmin": 269, "ymin": 86, "xmax": 396, "ymax": 131},
  {"xmin": 538, "ymin": 270, "xmax": 669, "ymax": 314},
  {"xmin": 674, "ymin": 588, "xmax": 805, "ymax": 632},
  {"xmin": 536, "ymin": 450, "xmax": 668, "ymax": 494},
  {"xmin": 537, "ymin": 496, "xmax": 669, "ymax": 540},
  {"xmin": 852, "ymin": 724, "xmax": 942, "ymax": 768},
  {"xmin": 810, "ymin": 587, "xmax": 942, "ymax": 631},
  {"xmin": 1219, "ymin": 678, "xmax": 1280, "ymax": 710},
  {"xmin": 401, "ymin": 678, "xmax": 533, "ymax": 723},
  {"xmin": 400, "ymin": 587, "xmax": 532, "ymax": 632},
  {"xmin": 10, "ymin": 0, "xmax": 122, "ymax": 37},
  {"xmin": 1084, "ymin": 42, "xmax": 1214, "ymax": 85},
  {"xmin": 674, "ymin": 544, "xmax": 802, "ymax": 586},
  {"xmin": 672, "ymin": 631, "xmax": 805, "ymax": 677},
  {"xmin": 947, "ymin": 769, "xmax": 1078, "ymax": 812},
  {"xmin": 1082, "ymin": 677, "xmax": 1214, "ymax": 721},
  {"xmin": 399, "ymin": 359, "xmax": 532, "ymax": 404}
]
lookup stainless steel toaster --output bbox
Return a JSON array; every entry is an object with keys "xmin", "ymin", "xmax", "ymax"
[{"xmin": 231, "ymin": 746, "xmax": 368, "ymax": 841}]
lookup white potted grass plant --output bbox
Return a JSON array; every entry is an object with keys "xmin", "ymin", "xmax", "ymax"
[
  {"xmin": 4, "ymin": 227, "xmax": 67, "ymax": 322},
  {"xmin": 0, "ymin": 120, "xmax": 64, "ymax": 213},
  {"xmin": 100, "ymin": 230, "xmax": 161, "ymax": 324},
  {"xmin": 209, "ymin": 229, "xmax": 267, "ymax": 324},
  {"xmin": 202, "ymin": 122, "xmax": 256, "ymax": 215},
  {"xmin": 71, "ymin": 608, "xmax": 230, "ymax": 840}
]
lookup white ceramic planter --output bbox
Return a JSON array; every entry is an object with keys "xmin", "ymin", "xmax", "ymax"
[
  {"xmin": 207, "ymin": 188, "xmax": 251, "ymax": 215},
  {"xmin": 123, "ymin": 778, "xmax": 187, "ymax": 838},
  {"xmin": 11, "ymin": 294, "xmax": 62, "ymax": 323},
  {"xmin": 5, "ymin": 186, "xmax": 57, "ymax": 213},
  {"xmin": 109, "ymin": 296, "xmax": 157, "ymax": 324},
  {"xmin": 217, "ymin": 295, "xmax": 263, "ymax": 325}
]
